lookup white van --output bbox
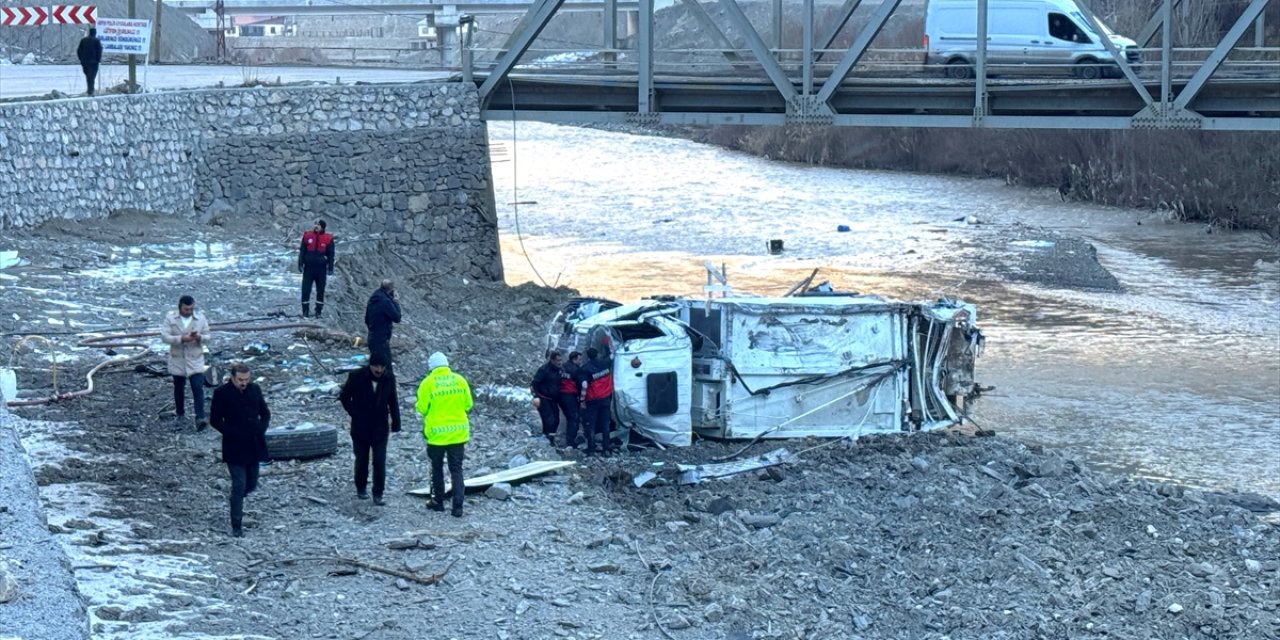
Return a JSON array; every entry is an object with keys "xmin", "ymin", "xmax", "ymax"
[{"xmin": 924, "ymin": 0, "xmax": 1140, "ymax": 79}]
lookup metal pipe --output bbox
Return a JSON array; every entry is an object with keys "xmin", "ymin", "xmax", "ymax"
[
  {"xmin": 974, "ymin": 0, "xmax": 988, "ymax": 123},
  {"xmin": 802, "ymin": 0, "xmax": 814, "ymax": 95},
  {"xmin": 5, "ymin": 322, "xmax": 327, "ymax": 408},
  {"xmin": 1161, "ymin": 0, "xmax": 1172, "ymax": 108}
]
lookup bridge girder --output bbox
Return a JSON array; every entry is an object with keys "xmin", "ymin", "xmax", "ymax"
[{"xmin": 473, "ymin": 0, "xmax": 1280, "ymax": 131}]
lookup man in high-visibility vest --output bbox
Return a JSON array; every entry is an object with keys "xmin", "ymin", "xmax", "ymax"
[{"xmin": 415, "ymin": 351, "xmax": 473, "ymax": 517}]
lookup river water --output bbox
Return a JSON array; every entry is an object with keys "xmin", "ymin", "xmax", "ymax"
[{"xmin": 487, "ymin": 121, "xmax": 1280, "ymax": 500}]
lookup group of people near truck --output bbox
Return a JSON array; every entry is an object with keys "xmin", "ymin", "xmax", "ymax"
[
  {"xmin": 530, "ymin": 347, "xmax": 616, "ymax": 455},
  {"xmin": 159, "ymin": 219, "xmax": 473, "ymax": 537}
]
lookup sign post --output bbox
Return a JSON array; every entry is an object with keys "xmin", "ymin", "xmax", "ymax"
[{"xmin": 98, "ymin": 16, "xmax": 152, "ymax": 91}]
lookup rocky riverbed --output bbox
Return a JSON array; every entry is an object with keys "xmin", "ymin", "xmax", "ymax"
[{"xmin": 2, "ymin": 213, "xmax": 1278, "ymax": 639}]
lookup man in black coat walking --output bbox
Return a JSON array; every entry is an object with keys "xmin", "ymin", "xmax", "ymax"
[
  {"xmin": 364, "ymin": 279, "xmax": 402, "ymax": 373},
  {"xmin": 210, "ymin": 363, "xmax": 271, "ymax": 537},
  {"xmin": 76, "ymin": 28, "xmax": 103, "ymax": 96},
  {"xmin": 339, "ymin": 352, "xmax": 401, "ymax": 505}
]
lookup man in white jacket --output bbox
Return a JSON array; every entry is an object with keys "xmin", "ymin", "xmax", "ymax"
[{"xmin": 160, "ymin": 295, "xmax": 211, "ymax": 430}]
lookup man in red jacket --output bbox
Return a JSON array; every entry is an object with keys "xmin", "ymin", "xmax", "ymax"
[
  {"xmin": 298, "ymin": 220, "xmax": 335, "ymax": 318},
  {"xmin": 579, "ymin": 347, "xmax": 614, "ymax": 456}
]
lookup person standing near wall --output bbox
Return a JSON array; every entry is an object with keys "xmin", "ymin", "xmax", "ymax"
[
  {"xmin": 415, "ymin": 351, "xmax": 473, "ymax": 518},
  {"xmin": 159, "ymin": 295, "xmax": 210, "ymax": 431},
  {"xmin": 76, "ymin": 28, "xmax": 103, "ymax": 97},
  {"xmin": 298, "ymin": 220, "xmax": 335, "ymax": 318},
  {"xmin": 209, "ymin": 363, "xmax": 271, "ymax": 538},
  {"xmin": 364, "ymin": 280, "xmax": 401, "ymax": 373}
]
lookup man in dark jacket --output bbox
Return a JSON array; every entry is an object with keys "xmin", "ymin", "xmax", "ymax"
[
  {"xmin": 557, "ymin": 351, "xmax": 586, "ymax": 449},
  {"xmin": 298, "ymin": 220, "xmax": 335, "ymax": 318},
  {"xmin": 364, "ymin": 280, "xmax": 402, "ymax": 373},
  {"xmin": 339, "ymin": 352, "xmax": 401, "ymax": 505},
  {"xmin": 529, "ymin": 351, "xmax": 563, "ymax": 445},
  {"xmin": 579, "ymin": 347, "xmax": 615, "ymax": 456},
  {"xmin": 210, "ymin": 363, "xmax": 271, "ymax": 537},
  {"xmin": 76, "ymin": 28, "xmax": 103, "ymax": 96}
]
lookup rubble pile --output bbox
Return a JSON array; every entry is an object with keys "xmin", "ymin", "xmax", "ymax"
[{"xmin": 1, "ymin": 213, "xmax": 1277, "ymax": 639}]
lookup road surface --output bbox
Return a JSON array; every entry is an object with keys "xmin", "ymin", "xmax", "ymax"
[{"xmin": 0, "ymin": 64, "xmax": 452, "ymax": 99}]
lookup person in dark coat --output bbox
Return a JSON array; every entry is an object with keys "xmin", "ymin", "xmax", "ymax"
[
  {"xmin": 530, "ymin": 351, "xmax": 563, "ymax": 445},
  {"xmin": 364, "ymin": 280, "xmax": 402, "ymax": 373},
  {"xmin": 297, "ymin": 220, "xmax": 335, "ymax": 318},
  {"xmin": 557, "ymin": 351, "xmax": 586, "ymax": 449},
  {"xmin": 76, "ymin": 28, "xmax": 103, "ymax": 96},
  {"xmin": 339, "ymin": 351, "xmax": 401, "ymax": 505},
  {"xmin": 209, "ymin": 363, "xmax": 271, "ymax": 537}
]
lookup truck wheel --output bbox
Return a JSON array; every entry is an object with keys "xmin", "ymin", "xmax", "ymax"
[
  {"xmin": 945, "ymin": 59, "xmax": 973, "ymax": 80},
  {"xmin": 1075, "ymin": 59, "xmax": 1101, "ymax": 80},
  {"xmin": 265, "ymin": 422, "xmax": 339, "ymax": 460}
]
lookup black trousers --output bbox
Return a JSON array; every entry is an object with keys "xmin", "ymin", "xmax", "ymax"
[
  {"xmin": 583, "ymin": 399, "xmax": 613, "ymax": 453},
  {"xmin": 172, "ymin": 373, "xmax": 206, "ymax": 420},
  {"xmin": 352, "ymin": 437, "xmax": 387, "ymax": 497},
  {"xmin": 301, "ymin": 268, "xmax": 328, "ymax": 313},
  {"xmin": 427, "ymin": 443, "xmax": 465, "ymax": 509},
  {"xmin": 557, "ymin": 393, "xmax": 581, "ymax": 447},
  {"xmin": 536, "ymin": 396, "xmax": 559, "ymax": 439},
  {"xmin": 227, "ymin": 462, "xmax": 260, "ymax": 527},
  {"xmin": 82, "ymin": 63, "xmax": 98, "ymax": 95}
]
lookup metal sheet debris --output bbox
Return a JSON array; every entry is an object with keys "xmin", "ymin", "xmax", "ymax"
[
  {"xmin": 408, "ymin": 460, "xmax": 576, "ymax": 496},
  {"xmin": 677, "ymin": 448, "xmax": 794, "ymax": 485}
]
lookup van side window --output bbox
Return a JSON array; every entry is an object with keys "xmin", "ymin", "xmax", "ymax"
[{"xmin": 1048, "ymin": 12, "xmax": 1090, "ymax": 43}]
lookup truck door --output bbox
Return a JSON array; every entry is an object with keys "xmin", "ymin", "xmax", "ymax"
[{"xmin": 610, "ymin": 317, "xmax": 693, "ymax": 447}]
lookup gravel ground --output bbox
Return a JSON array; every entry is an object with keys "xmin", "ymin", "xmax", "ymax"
[
  {"xmin": 0, "ymin": 404, "xmax": 89, "ymax": 640},
  {"xmin": 1, "ymin": 213, "xmax": 1277, "ymax": 639}
]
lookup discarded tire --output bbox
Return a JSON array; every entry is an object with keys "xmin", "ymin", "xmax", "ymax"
[{"xmin": 265, "ymin": 422, "xmax": 338, "ymax": 460}]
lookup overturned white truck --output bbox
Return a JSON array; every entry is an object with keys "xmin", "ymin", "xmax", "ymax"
[{"xmin": 545, "ymin": 292, "xmax": 983, "ymax": 447}]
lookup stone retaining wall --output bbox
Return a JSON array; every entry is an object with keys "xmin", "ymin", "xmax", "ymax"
[{"xmin": 0, "ymin": 82, "xmax": 501, "ymax": 280}]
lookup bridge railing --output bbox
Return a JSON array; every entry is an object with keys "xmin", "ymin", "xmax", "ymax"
[{"xmin": 468, "ymin": 45, "xmax": 1280, "ymax": 82}]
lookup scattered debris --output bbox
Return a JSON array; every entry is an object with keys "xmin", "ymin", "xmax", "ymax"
[{"xmin": 677, "ymin": 448, "xmax": 794, "ymax": 485}]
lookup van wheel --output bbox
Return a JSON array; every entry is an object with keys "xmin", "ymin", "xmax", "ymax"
[
  {"xmin": 1074, "ymin": 59, "xmax": 1102, "ymax": 80},
  {"xmin": 945, "ymin": 60, "xmax": 973, "ymax": 80}
]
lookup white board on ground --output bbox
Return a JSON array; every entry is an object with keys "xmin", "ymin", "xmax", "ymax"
[{"xmin": 407, "ymin": 460, "xmax": 575, "ymax": 496}]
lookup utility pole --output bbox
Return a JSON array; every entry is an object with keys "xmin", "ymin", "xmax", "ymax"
[
  {"xmin": 151, "ymin": 0, "xmax": 163, "ymax": 62},
  {"xmin": 128, "ymin": 0, "xmax": 137, "ymax": 91}
]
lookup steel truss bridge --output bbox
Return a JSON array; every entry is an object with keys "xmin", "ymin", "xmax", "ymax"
[{"xmin": 469, "ymin": 0, "xmax": 1280, "ymax": 131}]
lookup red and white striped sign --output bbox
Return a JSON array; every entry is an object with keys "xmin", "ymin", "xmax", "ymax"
[
  {"xmin": 1, "ymin": 7, "xmax": 51, "ymax": 26},
  {"xmin": 51, "ymin": 5, "xmax": 97, "ymax": 24}
]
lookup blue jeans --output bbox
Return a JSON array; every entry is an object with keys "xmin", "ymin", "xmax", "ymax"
[{"xmin": 173, "ymin": 373, "xmax": 206, "ymax": 420}]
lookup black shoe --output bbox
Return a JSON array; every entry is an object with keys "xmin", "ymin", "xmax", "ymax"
[
  {"xmin": 372, "ymin": 496, "xmax": 385, "ymax": 506},
  {"xmin": 302, "ymin": 303, "xmax": 311, "ymax": 318},
  {"xmin": 451, "ymin": 506, "xmax": 463, "ymax": 518},
  {"xmin": 231, "ymin": 526, "xmax": 243, "ymax": 538},
  {"xmin": 356, "ymin": 491, "xmax": 369, "ymax": 500},
  {"xmin": 315, "ymin": 306, "xmax": 324, "ymax": 318},
  {"xmin": 427, "ymin": 500, "xmax": 445, "ymax": 512},
  {"xmin": 196, "ymin": 420, "xmax": 208, "ymax": 432}
]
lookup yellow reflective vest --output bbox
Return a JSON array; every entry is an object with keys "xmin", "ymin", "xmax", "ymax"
[{"xmin": 415, "ymin": 367, "xmax": 473, "ymax": 445}]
